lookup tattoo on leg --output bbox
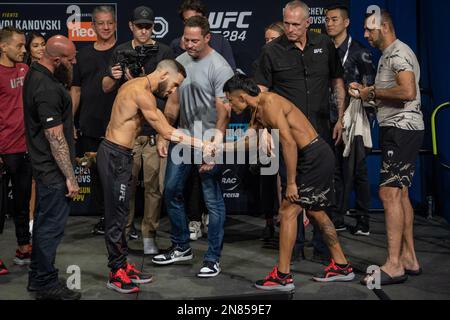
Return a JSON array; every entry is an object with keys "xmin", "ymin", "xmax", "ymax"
[{"xmin": 320, "ymin": 220, "xmax": 339, "ymax": 247}]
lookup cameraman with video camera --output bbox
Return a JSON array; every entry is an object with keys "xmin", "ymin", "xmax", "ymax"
[{"xmin": 101, "ymin": 6, "xmax": 173, "ymax": 255}]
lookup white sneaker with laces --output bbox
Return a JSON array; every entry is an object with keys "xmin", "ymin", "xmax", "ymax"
[
  {"xmin": 152, "ymin": 247, "xmax": 193, "ymax": 265},
  {"xmin": 198, "ymin": 261, "xmax": 221, "ymax": 278}
]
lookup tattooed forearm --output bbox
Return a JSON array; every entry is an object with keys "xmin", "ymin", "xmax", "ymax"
[
  {"xmin": 45, "ymin": 127, "xmax": 77, "ymax": 184},
  {"xmin": 332, "ymin": 79, "xmax": 346, "ymax": 119}
]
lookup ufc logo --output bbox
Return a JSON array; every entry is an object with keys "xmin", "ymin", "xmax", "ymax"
[
  {"xmin": 314, "ymin": 48, "xmax": 323, "ymax": 54},
  {"xmin": 119, "ymin": 184, "xmax": 126, "ymax": 202},
  {"xmin": 209, "ymin": 12, "xmax": 252, "ymax": 29}
]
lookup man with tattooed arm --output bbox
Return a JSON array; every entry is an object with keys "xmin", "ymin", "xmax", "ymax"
[{"xmin": 23, "ymin": 35, "xmax": 80, "ymax": 300}]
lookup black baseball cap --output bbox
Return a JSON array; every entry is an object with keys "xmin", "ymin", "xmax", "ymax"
[{"xmin": 131, "ymin": 6, "xmax": 154, "ymax": 24}]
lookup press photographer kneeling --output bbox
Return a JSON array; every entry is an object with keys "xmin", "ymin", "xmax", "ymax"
[{"xmin": 101, "ymin": 5, "xmax": 174, "ymax": 255}]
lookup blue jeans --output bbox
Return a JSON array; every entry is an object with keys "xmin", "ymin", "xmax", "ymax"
[
  {"xmin": 29, "ymin": 181, "xmax": 71, "ymax": 290},
  {"xmin": 164, "ymin": 144, "xmax": 226, "ymax": 263}
]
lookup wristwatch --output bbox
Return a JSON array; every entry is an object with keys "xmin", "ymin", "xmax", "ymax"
[{"xmin": 367, "ymin": 86, "xmax": 376, "ymax": 102}]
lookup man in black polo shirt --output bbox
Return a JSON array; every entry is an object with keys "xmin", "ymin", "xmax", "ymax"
[
  {"xmin": 102, "ymin": 6, "xmax": 174, "ymax": 255},
  {"xmin": 23, "ymin": 35, "xmax": 81, "ymax": 300},
  {"xmin": 254, "ymin": 0, "xmax": 346, "ymax": 263}
]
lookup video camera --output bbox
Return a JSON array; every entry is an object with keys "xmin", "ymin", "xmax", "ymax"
[{"xmin": 116, "ymin": 44, "xmax": 159, "ymax": 78}]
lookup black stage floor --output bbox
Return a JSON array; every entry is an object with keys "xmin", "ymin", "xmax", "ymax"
[{"xmin": 1, "ymin": 213, "xmax": 450, "ymax": 300}]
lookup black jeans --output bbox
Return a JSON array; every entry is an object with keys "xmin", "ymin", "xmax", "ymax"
[
  {"xmin": 333, "ymin": 136, "xmax": 371, "ymax": 224},
  {"xmin": 29, "ymin": 181, "xmax": 71, "ymax": 290},
  {"xmin": 77, "ymin": 135, "xmax": 104, "ymax": 216},
  {"xmin": 259, "ymin": 172, "xmax": 278, "ymax": 221},
  {"xmin": 97, "ymin": 139, "xmax": 133, "ymax": 272},
  {"xmin": 1, "ymin": 153, "xmax": 32, "ymax": 246}
]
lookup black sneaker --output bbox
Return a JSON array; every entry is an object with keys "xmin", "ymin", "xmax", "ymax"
[
  {"xmin": 92, "ymin": 217, "xmax": 105, "ymax": 235},
  {"xmin": 333, "ymin": 219, "xmax": 347, "ymax": 232},
  {"xmin": 152, "ymin": 247, "xmax": 193, "ymax": 265},
  {"xmin": 254, "ymin": 267, "xmax": 295, "ymax": 292},
  {"xmin": 260, "ymin": 224, "xmax": 275, "ymax": 241},
  {"xmin": 36, "ymin": 283, "xmax": 82, "ymax": 300},
  {"xmin": 350, "ymin": 219, "xmax": 370, "ymax": 236},
  {"xmin": 312, "ymin": 259, "xmax": 355, "ymax": 282},
  {"xmin": 27, "ymin": 282, "xmax": 38, "ymax": 292},
  {"xmin": 127, "ymin": 225, "xmax": 139, "ymax": 240},
  {"xmin": 28, "ymin": 279, "xmax": 66, "ymax": 293},
  {"xmin": 197, "ymin": 261, "xmax": 221, "ymax": 278}
]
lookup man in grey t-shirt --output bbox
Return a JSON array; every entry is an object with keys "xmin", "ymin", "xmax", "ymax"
[
  {"xmin": 350, "ymin": 10, "xmax": 424, "ymax": 286},
  {"xmin": 152, "ymin": 16, "xmax": 233, "ymax": 278}
]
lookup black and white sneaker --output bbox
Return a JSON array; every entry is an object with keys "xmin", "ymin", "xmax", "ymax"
[
  {"xmin": 350, "ymin": 222, "xmax": 370, "ymax": 237},
  {"xmin": 127, "ymin": 225, "xmax": 139, "ymax": 240},
  {"xmin": 332, "ymin": 219, "xmax": 347, "ymax": 232},
  {"xmin": 92, "ymin": 217, "xmax": 105, "ymax": 235},
  {"xmin": 152, "ymin": 247, "xmax": 193, "ymax": 265},
  {"xmin": 197, "ymin": 261, "xmax": 221, "ymax": 278}
]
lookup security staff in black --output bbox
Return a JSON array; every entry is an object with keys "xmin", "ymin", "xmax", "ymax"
[
  {"xmin": 23, "ymin": 35, "xmax": 81, "ymax": 300},
  {"xmin": 326, "ymin": 5, "xmax": 376, "ymax": 236},
  {"xmin": 254, "ymin": 1, "xmax": 346, "ymax": 262}
]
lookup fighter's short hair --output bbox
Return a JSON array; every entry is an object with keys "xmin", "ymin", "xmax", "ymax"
[
  {"xmin": 157, "ymin": 59, "xmax": 187, "ymax": 78},
  {"xmin": 223, "ymin": 74, "xmax": 261, "ymax": 97}
]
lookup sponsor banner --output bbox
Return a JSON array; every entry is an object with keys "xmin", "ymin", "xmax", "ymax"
[
  {"xmin": 70, "ymin": 166, "xmax": 94, "ymax": 215},
  {"xmin": 1, "ymin": 0, "xmax": 348, "ymax": 73},
  {"xmin": 0, "ymin": 3, "xmax": 116, "ymax": 42}
]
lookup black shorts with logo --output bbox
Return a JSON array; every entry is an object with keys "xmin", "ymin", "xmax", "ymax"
[
  {"xmin": 379, "ymin": 127, "xmax": 424, "ymax": 189},
  {"xmin": 286, "ymin": 137, "xmax": 335, "ymax": 211}
]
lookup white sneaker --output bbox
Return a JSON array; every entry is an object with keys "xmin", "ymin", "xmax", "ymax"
[
  {"xmin": 189, "ymin": 221, "xmax": 202, "ymax": 241},
  {"xmin": 201, "ymin": 213, "xmax": 209, "ymax": 235},
  {"xmin": 143, "ymin": 238, "xmax": 159, "ymax": 255},
  {"xmin": 152, "ymin": 247, "xmax": 193, "ymax": 265}
]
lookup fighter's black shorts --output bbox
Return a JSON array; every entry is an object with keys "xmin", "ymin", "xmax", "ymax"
[
  {"xmin": 284, "ymin": 137, "xmax": 335, "ymax": 211},
  {"xmin": 379, "ymin": 127, "xmax": 424, "ymax": 189}
]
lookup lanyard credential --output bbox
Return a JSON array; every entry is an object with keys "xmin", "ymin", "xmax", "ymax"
[{"xmin": 342, "ymin": 36, "xmax": 352, "ymax": 66}]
